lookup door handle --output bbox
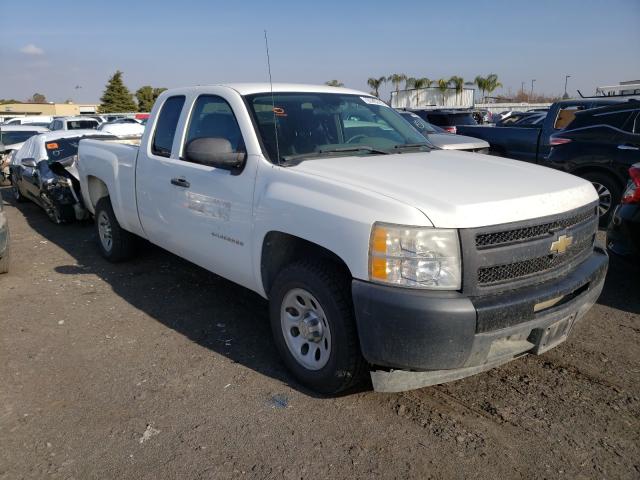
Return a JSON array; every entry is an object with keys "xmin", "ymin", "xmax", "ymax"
[
  {"xmin": 617, "ymin": 144, "xmax": 639, "ymax": 151},
  {"xmin": 170, "ymin": 177, "xmax": 190, "ymax": 188}
]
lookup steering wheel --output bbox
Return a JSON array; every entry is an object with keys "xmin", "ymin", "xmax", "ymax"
[{"xmin": 346, "ymin": 134, "xmax": 368, "ymax": 144}]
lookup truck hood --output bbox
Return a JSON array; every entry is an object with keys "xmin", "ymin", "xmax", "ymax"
[{"xmin": 293, "ymin": 150, "xmax": 597, "ymax": 228}]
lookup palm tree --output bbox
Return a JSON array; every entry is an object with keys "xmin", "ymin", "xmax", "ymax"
[
  {"xmin": 484, "ymin": 73, "xmax": 503, "ymax": 99},
  {"xmin": 436, "ymin": 78, "xmax": 450, "ymax": 106},
  {"xmin": 387, "ymin": 73, "xmax": 407, "ymax": 94},
  {"xmin": 325, "ymin": 80, "xmax": 344, "ymax": 87},
  {"xmin": 367, "ymin": 76, "xmax": 386, "ymax": 98},
  {"xmin": 449, "ymin": 76, "xmax": 465, "ymax": 105},
  {"xmin": 473, "ymin": 75, "xmax": 488, "ymax": 102},
  {"xmin": 412, "ymin": 77, "xmax": 431, "ymax": 105}
]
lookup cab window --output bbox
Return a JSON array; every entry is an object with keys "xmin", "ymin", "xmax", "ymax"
[{"xmin": 152, "ymin": 95, "xmax": 185, "ymax": 157}]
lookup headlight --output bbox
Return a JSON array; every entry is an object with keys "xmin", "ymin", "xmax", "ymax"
[{"xmin": 369, "ymin": 223, "xmax": 461, "ymax": 290}]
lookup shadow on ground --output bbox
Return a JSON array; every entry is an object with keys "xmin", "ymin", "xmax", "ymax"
[{"xmin": 1, "ymin": 187, "xmax": 369, "ymax": 398}]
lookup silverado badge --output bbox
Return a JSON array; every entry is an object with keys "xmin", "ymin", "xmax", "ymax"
[{"xmin": 550, "ymin": 234, "xmax": 573, "ymax": 254}]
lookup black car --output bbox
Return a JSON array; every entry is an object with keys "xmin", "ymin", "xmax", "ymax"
[
  {"xmin": 607, "ymin": 163, "xmax": 640, "ymax": 258},
  {"xmin": 547, "ymin": 100, "xmax": 640, "ymax": 225},
  {"xmin": 408, "ymin": 109, "xmax": 478, "ymax": 134}
]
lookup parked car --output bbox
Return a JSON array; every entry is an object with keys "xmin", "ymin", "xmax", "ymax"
[
  {"xmin": 0, "ymin": 125, "xmax": 49, "ymax": 183},
  {"xmin": 546, "ymin": 101, "xmax": 640, "ymax": 224},
  {"xmin": 408, "ymin": 109, "xmax": 478, "ymax": 133},
  {"xmin": 456, "ymin": 98, "xmax": 630, "ymax": 161},
  {"xmin": 607, "ymin": 163, "xmax": 640, "ymax": 258},
  {"xmin": 398, "ymin": 111, "xmax": 489, "ymax": 152},
  {"xmin": 0, "ymin": 196, "xmax": 9, "ymax": 273},
  {"xmin": 10, "ymin": 130, "xmax": 112, "ymax": 223},
  {"xmin": 98, "ymin": 121, "xmax": 145, "ymax": 136},
  {"xmin": 49, "ymin": 117, "xmax": 100, "ymax": 131},
  {"xmin": 2, "ymin": 115, "xmax": 54, "ymax": 126},
  {"xmin": 76, "ymin": 83, "xmax": 606, "ymax": 394}
]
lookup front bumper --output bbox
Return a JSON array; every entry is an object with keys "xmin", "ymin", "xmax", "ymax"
[{"xmin": 352, "ymin": 249, "xmax": 608, "ymax": 391}]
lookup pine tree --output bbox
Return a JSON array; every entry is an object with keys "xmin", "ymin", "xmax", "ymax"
[
  {"xmin": 99, "ymin": 71, "xmax": 137, "ymax": 113},
  {"xmin": 135, "ymin": 85, "xmax": 155, "ymax": 112}
]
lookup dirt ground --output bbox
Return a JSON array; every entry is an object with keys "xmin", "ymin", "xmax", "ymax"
[{"xmin": 1, "ymin": 186, "xmax": 639, "ymax": 480}]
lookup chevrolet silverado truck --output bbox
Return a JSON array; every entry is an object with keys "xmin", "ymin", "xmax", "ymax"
[{"xmin": 76, "ymin": 84, "xmax": 608, "ymax": 394}]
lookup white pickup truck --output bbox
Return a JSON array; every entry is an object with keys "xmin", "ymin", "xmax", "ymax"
[{"xmin": 77, "ymin": 84, "xmax": 608, "ymax": 394}]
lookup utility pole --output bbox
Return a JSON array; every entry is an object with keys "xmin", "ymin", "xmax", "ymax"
[
  {"xmin": 521, "ymin": 81, "xmax": 525, "ymax": 98},
  {"xmin": 563, "ymin": 75, "xmax": 571, "ymax": 99},
  {"xmin": 530, "ymin": 79, "xmax": 536, "ymax": 102}
]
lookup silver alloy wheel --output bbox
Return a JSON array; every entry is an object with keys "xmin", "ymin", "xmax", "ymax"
[
  {"xmin": 280, "ymin": 288, "xmax": 332, "ymax": 370},
  {"xmin": 591, "ymin": 181, "xmax": 612, "ymax": 217},
  {"xmin": 97, "ymin": 210, "xmax": 113, "ymax": 252}
]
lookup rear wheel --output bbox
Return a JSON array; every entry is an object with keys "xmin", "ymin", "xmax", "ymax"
[
  {"xmin": 581, "ymin": 171, "xmax": 621, "ymax": 227},
  {"xmin": 94, "ymin": 197, "xmax": 136, "ymax": 262},
  {"xmin": 269, "ymin": 260, "xmax": 367, "ymax": 394}
]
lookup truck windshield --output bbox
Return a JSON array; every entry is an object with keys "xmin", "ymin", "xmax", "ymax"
[{"xmin": 245, "ymin": 93, "xmax": 430, "ymax": 163}]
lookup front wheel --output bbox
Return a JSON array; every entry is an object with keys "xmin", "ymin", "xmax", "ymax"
[
  {"xmin": 94, "ymin": 197, "xmax": 136, "ymax": 262},
  {"xmin": 269, "ymin": 261, "xmax": 367, "ymax": 394}
]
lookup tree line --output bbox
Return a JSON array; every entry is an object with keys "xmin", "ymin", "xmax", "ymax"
[
  {"xmin": 326, "ymin": 74, "xmax": 503, "ymax": 103},
  {"xmin": 99, "ymin": 71, "xmax": 166, "ymax": 113}
]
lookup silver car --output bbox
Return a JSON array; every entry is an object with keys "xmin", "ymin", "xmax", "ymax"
[{"xmin": 398, "ymin": 111, "xmax": 489, "ymax": 153}]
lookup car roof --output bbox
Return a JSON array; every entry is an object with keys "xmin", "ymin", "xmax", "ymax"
[
  {"xmin": 0, "ymin": 125, "xmax": 49, "ymax": 132},
  {"xmin": 35, "ymin": 130, "xmax": 113, "ymax": 142},
  {"xmin": 574, "ymin": 99, "xmax": 640, "ymax": 117},
  {"xmin": 163, "ymin": 83, "xmax": 369, "ymax": 97},
  {"xmin": 60, "ymin": 116, "xmax": 100, "ymax": 122}
]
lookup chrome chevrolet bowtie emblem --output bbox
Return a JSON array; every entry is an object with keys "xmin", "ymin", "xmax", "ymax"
[{"xmin": 550, "ymin": 234, "xmax": 573, "ymax": 254}]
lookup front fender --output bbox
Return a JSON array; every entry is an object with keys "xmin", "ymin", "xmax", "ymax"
[{"xmin": 251, "ymin": 163, "xmax": 431, "ymax": 296}]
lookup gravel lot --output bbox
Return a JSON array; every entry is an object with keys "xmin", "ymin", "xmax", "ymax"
[{"xmin": 1, "ymin": 187, "xmax": 639, "ymax": 479}]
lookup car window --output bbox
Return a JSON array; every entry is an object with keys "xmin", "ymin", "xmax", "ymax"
[
  {"xmin": 66, "ymin": 120, "xmax": 98, "ymax": 130},
  {"xmin": 594, "ymin": 110, "xmax": 635, "ymax": 132},
  {"xmin": 151, "ymin": 95, "xmax": 185, "ymax": 157},
  {"xmin": 183, "ymin": 95, "xmax": 244, "ymax": 163},
  {"xmin": 0, "ymin": 130, "xmax": 39, "ymax": 145},
  {"xmin": 554, "ymin": 106, "xmax": 589, "ymax": 129},
  {"xmin": 247, "ymin": 93, "xmax": 426, "ymax": 162}
]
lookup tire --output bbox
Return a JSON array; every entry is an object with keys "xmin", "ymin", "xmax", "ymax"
[
  {"xmin": 581, "ymin": 171, "xmax": 622, "ymax": 227},
  {"xmin": 94, "ymin": 196, "xmax": 135, "ymax": 262},
  {"xmin": 269, "ymin": 260, "xmax": 367, "ymax": 394}
]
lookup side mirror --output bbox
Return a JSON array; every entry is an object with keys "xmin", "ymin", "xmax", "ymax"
[
  {"xmin": 185, "ymin": 138, "xmax": 246, "ymax": 171},
  {"xmin": 21, "ymin": 158, "xmax": 37, "ymax": 168}
]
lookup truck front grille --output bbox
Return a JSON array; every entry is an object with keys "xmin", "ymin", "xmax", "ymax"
[
  {"xmin": 459, "ymin": 203, "xmax": 598, "ymax": 295},
  {"xmin": 475, "ymin": 207, "xmax": 596, "ymax": 248},
  {"xmin": 477, "ymin": 235, "xmax": 594, "ymax": 285}
]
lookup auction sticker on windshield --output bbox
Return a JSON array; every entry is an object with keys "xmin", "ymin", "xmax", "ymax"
[{"xmin": 360, "ymin": 97, "xmax": 387, "ymax": 106}]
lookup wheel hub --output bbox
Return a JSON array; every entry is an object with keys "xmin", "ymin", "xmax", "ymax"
[{"xmin": 300, "ymin": 312, "xmax": 323, "ymax": 342}]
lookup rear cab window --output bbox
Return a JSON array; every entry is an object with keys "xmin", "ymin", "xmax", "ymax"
[{"xmin": 151, "ymin": 96, "xmax": 186, "ymax": 157}]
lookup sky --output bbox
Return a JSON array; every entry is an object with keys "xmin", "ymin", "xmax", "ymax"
[{"xmin": 1, "ymin": 0, "xmax": 639, "ymax": 104}]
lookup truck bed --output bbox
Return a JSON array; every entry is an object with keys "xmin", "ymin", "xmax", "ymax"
[{"xmin": 456, "ymin": 125, "xmax": 542, "ymax": 162}]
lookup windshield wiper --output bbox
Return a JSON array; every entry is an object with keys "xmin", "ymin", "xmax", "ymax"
[
  {"xmin": 281, "ymin": 145, "xmax": 389, "ymax": 165},
  {"xmin": 392, "ymin": 143, "xmax": 432, "ymax": 151}
]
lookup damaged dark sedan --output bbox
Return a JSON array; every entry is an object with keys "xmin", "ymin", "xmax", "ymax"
[{"xmin": 9, "ymin": 130, "xmax": 113, "ymax": 223}]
